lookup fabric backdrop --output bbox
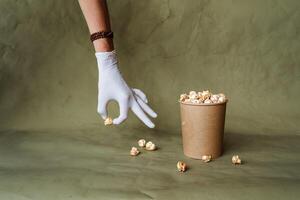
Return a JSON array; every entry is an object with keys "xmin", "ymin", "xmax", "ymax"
[{"xmin": 0, "ymin": 0, "xmax": 299, "ymax": 135}]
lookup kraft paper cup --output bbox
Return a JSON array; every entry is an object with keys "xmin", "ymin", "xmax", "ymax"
[{"xmin": 180, "ymin": 101, "xmax": 227, "ymax": 159}]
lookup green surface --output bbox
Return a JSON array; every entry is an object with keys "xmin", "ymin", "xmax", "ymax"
[
  {"xmin": 0, "ymin": 0, "xmax": 300, "ymax": 199},
  {"xmin": 0, "ymin": 0, "xmax": 299, "ymax": 134},
  {"xmin": 0, "ymin": 128, "xmax": 299, "ymax": 200}
]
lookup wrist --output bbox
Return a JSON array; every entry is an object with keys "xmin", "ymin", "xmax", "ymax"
[
  {"xmin": 93, "ymin": 38, "xmax": 114, "ymax": 52},
  {"xmin": 95, "ymin": 50, "xmax": 118, "ymax": 70}
]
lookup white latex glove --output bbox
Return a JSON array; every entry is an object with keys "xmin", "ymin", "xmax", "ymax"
[{"xmin": 95, "ymin": 50, "xmax": 157, "ymax": 128}]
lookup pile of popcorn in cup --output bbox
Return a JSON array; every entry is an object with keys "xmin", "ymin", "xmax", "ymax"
[{"xmin": 179, "ymin": 90, "xmax": 227, "ymax": 104}]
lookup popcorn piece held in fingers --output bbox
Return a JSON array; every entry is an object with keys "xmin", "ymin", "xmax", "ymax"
[{"xmin": 104, "ymin": 117, "xmax": 113, "ymax": 126}]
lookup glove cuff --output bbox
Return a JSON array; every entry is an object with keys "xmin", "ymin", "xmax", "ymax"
[{"xmin": 95, "ymin": 50, "xmax": 118, "ymax": 69}]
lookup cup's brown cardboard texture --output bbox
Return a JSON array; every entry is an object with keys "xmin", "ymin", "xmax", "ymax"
[{"xmin": 180, "ymin": 101, "xmax": 227, "ymax": 159}]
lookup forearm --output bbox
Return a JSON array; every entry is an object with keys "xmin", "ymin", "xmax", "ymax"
[{"xmin": 78, "ymin": 0, "xmax": 114, "ymax": 52}]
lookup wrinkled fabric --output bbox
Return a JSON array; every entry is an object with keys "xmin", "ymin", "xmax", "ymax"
[
  {"xmin": 0, "ymin": 128, "xmax": 299, "ymax": 200},
  {"xmin": 0, "ymin": 0, "xmax": 299, "ymax": 134}
]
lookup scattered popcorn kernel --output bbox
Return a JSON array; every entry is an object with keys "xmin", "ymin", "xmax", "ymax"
[
  {"xmin": 145, "ymin": 141, "xmax": 156, "ymax": 151},
  {"xmin": 138, "ymin": 139, "xmax": 146, "ymax": 147},
  {"xmin": 201, "ymin": 155, "xmax": 212, "ymax": 163},
  {"xmin": 232, "ymin": 155, "xmax": 242, "ymax": 165},
  {"xmin": 104, "ymin": 117, "xmax": 113, "ymax": 126},
  {"xmin": 177, "ymin": 161, "xmax": 187, "ymax": 172},
  {"xmin": 130, "ymin": 147, "xmax": 140, "ymax": 156}
]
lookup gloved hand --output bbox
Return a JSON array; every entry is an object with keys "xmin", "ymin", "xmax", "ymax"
[{"xmin": 95, "ymin": 50, "xmax": 157, "ymax": 128}]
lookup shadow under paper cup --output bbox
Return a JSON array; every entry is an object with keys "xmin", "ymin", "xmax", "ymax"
[{"xmin": 180, "ymin": 101, "xmax": 227, "ymax": 159}]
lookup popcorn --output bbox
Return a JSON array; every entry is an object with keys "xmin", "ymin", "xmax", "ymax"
[
  {"xmin": 201, "ymin": 155, "xmax": 212, "ymax": 163},
  {"xmin": 190, "ymin": 94, "xmax": 198, "ymax": 100},
  {"xmin": 177, "ymin": 161, "xmax": 187, "ymax": 172},
  {"xmin": 145, "ymin": 141, "xmax": 156, "ymax": 151},
  {"xmin": 130, "ymin": 147, "xmax": 140, "ymax": 156},
  {"xmin": 218, "ymin": 96, "xmax": 226, "ymax": 103},
  {"xmin": 210, "ymin": 94, "xmax": 219, "ymax": 103},
  {"xmin": 191, "ymin": 99, "xmax": 200, "ymax": 104},
  {"xmin": 204, "ymin": 99, "xmax": 213, "ymax": 104},
  {"xmin": 189, "ymin": 91, "xmax": 197, "ymax": 96},
  {"xmin": 130, "ymin": 140, "xmax": 157, "ymax": 156},
  {"xmin": 183, "ymin": 98, "xmax": 191, "ymax": 103},
  {"xmin": 180, "ymin": 94, "xmax": 188, "ymax": 102},
  {"xmin": 232, "ymin": 155, "xmax": 242, "ymax": 165},
  {"xmin": 179, "ymin": 90, "xmax": 227, "ymax": 104},
  {"xmin": 104, "ymin": 117, "xmax": 113, "ymax": 126},
  {"xmin": 202, "ymin": 90, "xmax": 211, "ymax": 100},
  {"xmin": 219, "ymin": 93, "xmax": 226, "ymax": 98},
  {"xmin": 138, "ymin": 139, "xmax": 146, "ymax": 147}
]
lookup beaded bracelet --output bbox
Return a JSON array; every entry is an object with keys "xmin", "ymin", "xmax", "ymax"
[{"xmin": 90, "ymin": 31, "xmax": 113, "ymax": 42}]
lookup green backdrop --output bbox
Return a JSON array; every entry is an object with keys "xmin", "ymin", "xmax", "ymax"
[
  {"xmin": 0, "ymin": 0, "xmax": 299, "ymax": 135},
  {"xmin": 0, "ymin": 1, "xmax": 300, "ymax": 199}
]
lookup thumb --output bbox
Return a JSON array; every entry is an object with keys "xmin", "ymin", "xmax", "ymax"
[
  {"xmin": 97, "ymin": 98, "xmax": 109, "ymax": 119},
  {"xmin": 113, "ymin": 99, "xmax": 129, "ymax": 125}
]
